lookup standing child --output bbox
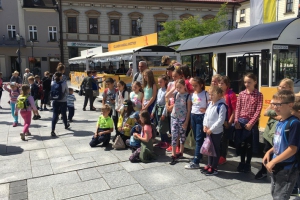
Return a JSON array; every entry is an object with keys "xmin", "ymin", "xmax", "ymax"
[
  {"xmin": 89, "ymin": 104, "xmax": 114, "ymax": 147},
  {"xmin": 169, "ymin": 79, "xmax": 191, "ymax": 165},
  {"xmin": 4, "ymin": 82, "xmax": 20, "ymax": 127},
  {"xmin": 185, "ymin": 77, "xmax": 209, "ymax": 169},
  {"xmin": 202, "ymin": 86, "xmax": 227, "ymax": 175},
  {"xmin": 130, "ymin": 81, "xmax": 143, "ymax": 112},
  {"xmin": 0, "ymin": 72, "xmax": 3, "ymax": 108},
  {"xmin": 263, "ymin": 90, "xmax": 300, "ymax": 200},
  {"xmin": 151, "ymin": 75, "xmax": 169, "ymax": 149},
  {"xmin": 218, "ymin": 76, "xmax": 237, "ymax": 165},
  {"xmin": 34, "ymin": 75, "xmax": 44, "ymax": 111},
  {"xmin": 142, "ymin": 69, "xmax": 157, "ymax": 114},
  {"xmin": 115, "ymin": 81, "xmax": 129, "ymax": 113},
  {"xmin": 67, "ymin": 88, "xmax": 76, "ymax": 122},
  {"xmin": 15, "ymin": 85, "xmax": 38, "ymax": 140},
  {"xmin": 28, "ymin": 76, "xmax": 41, "ymax": 120},
  {"xmin": 235, "ymin": 73, "xmax": 263, "ymax": 173}
]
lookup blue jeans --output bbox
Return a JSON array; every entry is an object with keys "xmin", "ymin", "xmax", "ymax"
[
  {"xmin": 10, "ymin": 102, "xmax": 18, "ymax": 123},
  {"xmin": 52, "ymin": 101, "xmax": 67, "ymax": 131},
  {"xmin": 191, "ymin": 113, "xmax": 205, "ymax": 164},
  {"xmin": 68, "ymin": 106, "xmax": 74, "ymax": 120}
]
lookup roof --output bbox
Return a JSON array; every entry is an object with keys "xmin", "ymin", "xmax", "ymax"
[{"xmin": 176, "ymin": 18, "xmax": 298, "ymax": 52}]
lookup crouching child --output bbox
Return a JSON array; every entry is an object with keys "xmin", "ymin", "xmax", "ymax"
[{"xmin": 89, "ymin": 104, "xmax": 113, "ymax": 147}]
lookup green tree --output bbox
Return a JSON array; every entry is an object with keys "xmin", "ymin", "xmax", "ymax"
[{"xmin": 158, "ymin": 3, "xmax": 229, "ymax": 46}]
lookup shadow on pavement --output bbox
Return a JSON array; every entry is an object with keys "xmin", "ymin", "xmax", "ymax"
[{"xmin": 0, "ymin": 144, "xmax": 24, "ymax": 156}]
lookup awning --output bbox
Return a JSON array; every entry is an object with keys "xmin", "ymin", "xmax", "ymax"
[
  {"xmin": 177, "ymin": 18, "xmax": 298, "ymax": 52},
  {"xmin": 92, "ymin": 48, "xmax": 140, "ymax": 63},
  {"xmin": 68, "ymin": 56, "xmax": 87, "ymax": 65}
]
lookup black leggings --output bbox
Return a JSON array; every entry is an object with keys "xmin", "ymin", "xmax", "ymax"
[{"xmin": 240, "ymin": 133, "xmax": 253, "ymax": 164}]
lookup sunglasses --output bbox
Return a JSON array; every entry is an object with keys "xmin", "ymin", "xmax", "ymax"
[{"xmin": 270, "ymin": 102, "xmax": 293, "ymax": 107}]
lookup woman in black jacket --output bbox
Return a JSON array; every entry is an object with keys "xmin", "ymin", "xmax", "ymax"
[{"xmin": 41, "ymin": 71, "xmax": 51, "ymax": 111}]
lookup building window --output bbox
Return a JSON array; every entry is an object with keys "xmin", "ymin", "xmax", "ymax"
[
  {"xmin": 89, "ymin": 18, "xmax": 98, "ymax": 34},
  {"xmin": 68, "ymin": 17, "xmax": 77, "ymax": 33},
  {"xmin": 240, "ymin": 9, "xmax": 245, "ymax": 14},
  {"xmin": 0, "ymin": 0, "xmax": 2, "ymax": 8},
  {"xmin": 286, "ymin": 0, "xmax": 293, "ymax": 12},
  {"xmin": 131, "ymin": 20, "xmax": 139, "ymax": 36},
  {"xmin": 240, "ymin": 17, "xmax": 245, "ymax": 22},
  {"xmin": 7, "ymin": 25, "xmax": 16, "ymax": 39},
  {"xmin": 157, "ymin": 21, "xmax": 165, "ymax": 32},
  {"xmin": 48, "ymin": 26, "xmax": 57, "ymax": 41},
  {"xmin": 28, "ymin": 25, "xmax": 37, "ymax": 40},
  {"xmin": 110, "ymin": 19, "xmax": 119, "ymax": 35}
]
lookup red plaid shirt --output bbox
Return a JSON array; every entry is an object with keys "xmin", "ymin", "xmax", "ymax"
[{"xmin": 235, "ymin": 89, "xmax": 263, "ymax": 126}]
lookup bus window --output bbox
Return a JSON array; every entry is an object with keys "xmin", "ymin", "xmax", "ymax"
[
  {"xmin": 182, "ymin": 55, "xmax": 192, "ymax": 76},
  {"xmin": 136, "ymin": 56, "xmax": 177, "ymax": 68},
  {"xmin": 193, "ymin": 54, "xmax": 213, "ymax": 85},
  {"xmin": 217, "ymin": 53, "xmax": 226, "ymax": 76}
]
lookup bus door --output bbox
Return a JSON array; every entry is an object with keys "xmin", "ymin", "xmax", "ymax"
[{"xmin": 227, "ymin": 54, "xmax": 259, "ymax": 93}]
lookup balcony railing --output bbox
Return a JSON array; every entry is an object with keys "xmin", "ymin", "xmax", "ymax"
[{"xmin": 0, "ymin": 38, "xmax": 26, "ymax": 47}]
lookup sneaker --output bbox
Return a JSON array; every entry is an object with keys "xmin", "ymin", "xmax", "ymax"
[
  {"xmin": 65, "ymin": 123, "xmax": 70, "ymax": 129},
  {"xmin": 166, "ymin": 146, "xmax": 172, "ymax": 152},
  {"xmin": 237, "ymin": 162, "xmax": 245, "ymax": 172},
  {"xmin": 154, "ymin": 141, "xmax": 163, "ymax": 147},
  {"xmin": 176, "ymin": 152, "xmax": 183, "ymax": 159},
  {"xmin": 244, "ymin": 163, "xmax": 251, "ymax": 173},
  {"xmin": 20, "ymin": 133, "xmax": 25, "ymax": 141},
  {"xmin": 160, "ymin": 142, "xmax": 169, "ymax": 149},
  {"xmin": 12, "ymin": 122, "xmax": 17, "ymax": 127},
  {"xmin": 83, "ymin": 108, "xmax": 86, "ymax": 111},
  {"xmin": 39, "ymin": 108, "xmax": 43, "ymax": 111},
  {"xmin": 218, "ymin": 156, "xmax": 227, "ymax": 165},
  {"xmin": 43, "ymin": 107, "xmax": 48, "ymax": 111},
  {"xmin": 291, "ymin": 188, "xmax": 299, "ymax": 196},
  {"xmin": 69, "ymin": 119, "xmax": 73, "ymax": 123},
  {"xmin": 37, "ymin": 115, "xmax": 41, "ymax": 119},
  {"xmin": 90, "ymin": 108, "xmax": 96, "ymax": 111},
  {"xmin": 169, "ymin": 156, "xmax": 178, "ymax": 165},
  {"xmin": 185, "ymin": 162, "xmax": 200, "ymax": 169},
  {"xmin": 206, "ymin": 168, "xmax": 218, "ymax": 176},
  {"xmin": 25, "ymin": 132, "xmax": 31, "ymax": 136},
  {"xmin": 51, "ymin": 131, "xmax": 56, "ymax": 137},
  {"xmin": 254, "ymin": 169, "xmax": 267, "ymax": 180},
  {"xmin": 32, "ymin": 115, "xmax": 37, "ymax": 120},
  {"xmin": 201, "ymin": 165, "xmax": 211, "ymax": 174}
]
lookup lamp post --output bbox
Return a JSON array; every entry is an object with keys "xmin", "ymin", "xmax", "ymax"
[{"xmin": 16, "ymin": 33, "xmax": 22, "ymax": 71}]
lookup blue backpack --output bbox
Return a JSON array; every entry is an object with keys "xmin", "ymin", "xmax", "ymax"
[
  {"xmin": 50, "ymin": 82, "xmax": 63, "ymax": 100},
  {"xmin": 211, "ymin": 102, "xmax": 228, "ymax": 124}
]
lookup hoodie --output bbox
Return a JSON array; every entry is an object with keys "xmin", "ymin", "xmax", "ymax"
[{"xmin": 203, "ymin": 98, "xmax": 227, "ymax": 134}]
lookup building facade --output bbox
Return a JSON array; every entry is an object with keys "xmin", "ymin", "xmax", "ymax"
[
  {"xmin": 0, "ymin": 0, "xmax": 60, "ymax": 80},
  {"xmin": 61, "ymin": 0, "xmax": 240, "ymax": 73}
]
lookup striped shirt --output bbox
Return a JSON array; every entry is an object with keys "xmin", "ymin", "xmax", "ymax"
[
  {"xmin": 4, "ymin": 85, "xmax": 20, "ymax": 103},
  {"xmin": 67, "ymin": 94, "xmax": 76, "ymax": 107}
]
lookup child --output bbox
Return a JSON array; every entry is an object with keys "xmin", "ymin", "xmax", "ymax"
[
  {"xmin": 0, "ymin": 72, "xmax": 3, "ymax": 109},
  {"xmin": 4, "ymin": 82, "xmax": 20, "ymax": 127},
  {"xmin": 263, "ymin": 90, "xmax": 300, "ymax": 199},
  {"xmin": 201, "ymin": 86, "xmax": 227, "ymax": 175},
  {"xmin": 102, "ymin": 78, "xmax": 118, "ymax": 131},
  {"xmin": 15, "ymin": 85, "xmax": 38, "ymax": 140},
  {"xmin": 151, "ymin": 75, "xmax": 169, "ymax": 149},
  {"xmin": 126, "ymin": 112, "xmax": 142, "ymax": 150},
  {"xmin": 235, "ymin": 73, "xmax": 263, "ymax": 173},
  {"xmin": 115, "ymin": 80, "xmax": 129, "ymax": 113},
  {"xmin": 89, "ymin": 104, "xmax": 114, "ymax": 147},
  {"xmin": 180, "ymin": 65, "xmax": 194, "ymax": 94},
  {"xmin": 129, "ymin": 110, "xmax": 156, "ymax": 163},
  {"xmin": 130, "ymin": 81, "xmax": 143, "ymax": 112},
  {"xmin": 41, "ymin": 71, "xmax": 51, "ymax": 111},
  {"xmin": 34, "ymin": 75, "xmax": 43, "ymax": 111},
  {"xmin": 28, "ymin": 76, "xmax": 41, "ymax": 120},
  {"xmin": 67, "ymin": 88, "xmax": 76, "ymax": 122},
  {"xmin": 116, "ymin": 100, "xmax": 136, "ymax": 144},
  {"xmin": 166, "ymin": 65, "xmax": 175, "ymax": 82},
  {"xmin": 185, "ymin": 77, "xmax": 209, "ymax": 169},
  {"xmin": 218, "ymin": 76, "xmax": 237, "ymax": 165},
  {"xmin": 142, "ymin": 69, "xmax": 157, "ymax": 114},
  {"xmin": 211, "ymin": 74, "xmax": 221, "ymax": 86},
  {"xmin": 256, "ymin": 78, "xmax": 294, "ymax": 180},
  {"xmin": 169, "ymin": 79, "xmax": 191, "ymax": 165}
]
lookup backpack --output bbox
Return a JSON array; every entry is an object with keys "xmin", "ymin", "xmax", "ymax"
[
  {"xmin": 174, "ymin": 92, "xmax": 190, "ymax": 109},
  {"xmin": 216, "ymin": 102, "xmax": 229, "ymax": 123},
  {"xmin": 16, "ymin": 95, "xmax": 30, "ymax": 110},
  {"xmin": 50, "ymin": 82, "xmax": 63, "ymax": 100}
]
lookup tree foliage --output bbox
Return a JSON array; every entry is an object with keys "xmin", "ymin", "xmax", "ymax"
[{"xmin": 158, "ymin": 3, "xmax": 229, "ymax": 46}]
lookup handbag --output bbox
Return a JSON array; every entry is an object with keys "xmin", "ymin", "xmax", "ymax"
[
  {"xmin": 130, "ymin": 135, "xmax": 141, "ymax": 147},
  {"xmin": 184, "ymin": 130, "xmax": 196, "ymax": 149},
  {"xmin": 112, "ymin": 135, "xmax": 125, "ymax": 149},
  {"xmin": 200, "ymin": 135, "xmax": 217, "ymax": 157}
]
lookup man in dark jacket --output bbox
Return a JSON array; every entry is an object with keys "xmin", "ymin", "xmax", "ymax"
[
  {"xmin": 81, "ymin": 70, "xmax": 97, "ymax": 111},
  {"xmin": 41, "ymin": 71, "xmax": 51, "ymax": 111}
]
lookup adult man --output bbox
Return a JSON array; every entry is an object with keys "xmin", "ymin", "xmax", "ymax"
[
  {"xmin": 10, "ymin": 71, "xmax": 22, "ymax": 84},
  {"xmin": 23, "ymin": 68, "xmax": 33, "ymax": 84},
  {"xmin": 91, "ymin": 70, "xmax": 100, "ymax": 109},
  {"xmin": 81, "ymin": 70, "xmax": 97, "ymax": 111},
  {"xmin": 132, "ymin": 61, "xmax": 148, "ymax": 84}
]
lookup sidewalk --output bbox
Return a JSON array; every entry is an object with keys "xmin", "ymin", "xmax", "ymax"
[{"xmin": 0, "ymin": 91, "xmax": 273, "ymax": 200}]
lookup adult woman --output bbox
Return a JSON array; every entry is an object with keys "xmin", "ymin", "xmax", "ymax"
[
  {"xmin": 52, "ymin": 63, "xmax": 67, "ymax": 83},
  {"xmin": 10, "ymin": 71, "xmax": 22, "ymax": 84},
  {"xmin": 161, "ymin": 55, "xmax": 171, "ymax": 66},
  {"xmin": 51, "ymin": 73, "xmax": 69, "ymax": 137}
]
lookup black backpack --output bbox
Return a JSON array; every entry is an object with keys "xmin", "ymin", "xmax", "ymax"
[{"xmin": 50, "ymin": 82, "xmax": 63, "ymax": 100}]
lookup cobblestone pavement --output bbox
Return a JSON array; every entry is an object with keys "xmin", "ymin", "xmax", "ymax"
[{"xmin": 0, "ymin": 88, "xmax": 276, "ymax": 200}]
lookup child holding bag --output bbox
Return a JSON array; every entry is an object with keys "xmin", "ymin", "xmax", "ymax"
[
  {"xmin": 4, "ymin": 82, "xmax": 20, "ymax": 127},
  {"xmin": 202, "ymin": 86, "xmax": 227, "ymax": 175}
]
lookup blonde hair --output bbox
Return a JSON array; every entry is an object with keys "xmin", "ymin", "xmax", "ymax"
[
  {"xmin": 28, "ymin": 76, "xmax": 34, "ymax": 81},
  {"xmin": 280, "ymin": 78, "xmax": 294, "ymax": 90},
  {"xmin": 161, "ymin": 55, "xmax": 170, "ymax": 64},
  {"xmin": 21, "ymin": 85, "xmax": 30, "ymax": 95},
  {"xmin": 212, "ymin": 74, "xmax": 222, "ymax": 82},
  {"xmin": 102, "ymin": 104, "xmax": 112, "ymax": 112},
  {"xmin": 209, "ymin": 86, "xmax": 223, "ymax": 95},
  {"xmin": 13, "ymin": 71, "xmax": 19, "ymax": 75},
  {"xmin": 142, "ymin": 69, "xmax": 155, "ymax": 88}
]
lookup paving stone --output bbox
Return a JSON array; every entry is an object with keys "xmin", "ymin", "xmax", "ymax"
[
  {"xmin": 96, "ymin": 164, "xmax": 123, "ymax": 174},
  {"xmin": 172, "ymin": 183, "xmax": 214, "ymax": 200},
  {"xmin": 53, "ymin": 178, "xmax": 109, "ymax": 199},
  {"xmin": 0, "ymin": 170, "xmax": 32, "ymax": 184},
  {"xmin": 90, "ymin": 184, "xmax": 146, "ymax": 200},
  {"xmin": 66, "ymin": 143, "xmax": 99, "ymax": 154},
  {"xmin": 92, "ymin": 152, "xmax": 120, "ymax": 166},
  {"xmin": 9, "ymin": 191, "xmax": 27, "ymax": 200},
  {"xmin": 7, "ymin": 141, "xmax": 45, "ymax": 153},
  {"xmin": 72, "ymin": 150, "xmax": 104, "ymax": 160},
  {"xmin": 251, "ymin": 194, "xmax": 273, "ymax": 200},
  {"xmin": 51, "ymin": 157, "xmax": 97, "ymax": 174},
  {"xmin": 9, "ymin": 180, "xmax": 26, "ymax": 188},
  {"xmin": 67, "ymin": 195, "xmax": 91, "ymax": 200},
  {"xmin": 49, "ymin": 155, "xmax": 74, "ymax": 164},
  {"xmin": 102, "ymin": 170, "xmax": 137, "ymax": 188},
  {"xmin": 43, "ymin": 139, "xmax": 65, "ymax": 148},
  {"xmin": 176, "ymin": 167, "xmax": 207, "ymax": 182},
  {"xmin": 27, "ymin": 171, "xmax": 81, "ymax": 192},
  {"xmin": 30, "ymin": 159, "xmax": 50, "ymax": 167},
  {"xmin": 194, "ymin": 179, "xmax": 222, "ymax": 191},
  {"xmin": 0, "ymin": 152, "xmax": 30, "ymax": 161},
  {"xmin": 9, "ymin": 185, "xmax": 27, "ymax": 194},
  {"xmin": 0, "ymin": 197, "xmax": 9, "ymax": 200},
  {"xmin": 130, "ymin": 166, "xmax": 188, "ymax": 192},
  {"xmin": 122, "ymin": 194, "xmax": 154, "ymax": 200},
  {"xmin": 32, "ymin": 165, "xmax": 53, "ymax": 178},
  {"xmin": 77, "ymin": 168, "xmax": 102, "ymax": 181},
  {"xmin": 225, "ymin": 181, "xmax": 270, "ymax": 199},
  {"xmin": 207, "ymin": 172, "xmax": 243, "ymax": 187},
  {"xmin": 139, "ymin": 162, "xmax": 166, "ymax": 169},
  {"xmin": 207, "ymin": 188, "xmax": 241, "ymax": 200},
  {"xmin": 0, "ymin": 158, "xmax": 31, "ymax": 174},
  {"xmin": 111, "ymin": 150, "xmax": 133, "ymax": 162},
  {"xmin": 45, "ymin": 146, "xmax": 71, "ymax": 158},
  {"xmin": 28, "ymin": 189, "xmax": 54, "ymax": 200},
  {"xmin": 29, "ymin": 149, "xmax": 48, "ymax": 161},
  {"xmin": 149, "ymin": 189, "xmax": 181, "ymax": 200},
  {"xmin": 0, "ymin": 184, "xmax": 9, "ymax": 198},
  {"xmin": 119, "ymin": 161, "xmax": 144, "ymax": 172}
]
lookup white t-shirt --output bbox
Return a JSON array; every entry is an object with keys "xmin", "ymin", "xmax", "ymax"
[{"xmin": 190, "ymin": 90, "xmax": 209, "ymax": 114}]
